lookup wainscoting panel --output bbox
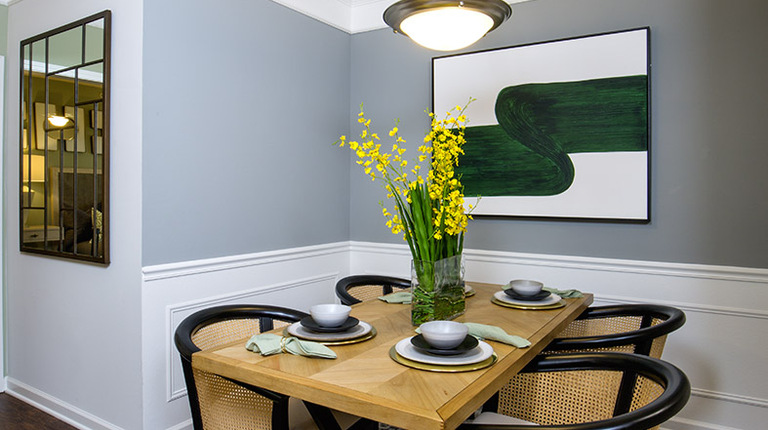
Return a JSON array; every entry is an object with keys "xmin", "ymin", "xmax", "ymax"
[
  {"xmin": 165, "ymin": 274, "xmax": 338, "ymax": 401},
  {"xmin": 142, "ymin": 242, "xmax": 349, "ymax": 430},
  {"xmin": 349, "ymin": 241, "xmax": 768, "ymax": 430}
]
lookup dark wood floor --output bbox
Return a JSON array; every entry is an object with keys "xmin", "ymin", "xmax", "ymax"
[{"xmin": 0, "ymin": 393, "xmax": 78, "ymax": 430}]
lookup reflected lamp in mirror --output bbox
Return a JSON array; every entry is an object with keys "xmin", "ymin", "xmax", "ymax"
[
  {"xmin": 383, "ymin": 0, "xmax": 512, "ymax": 51},
  {"xmin": 46, "ymin": 115, "xmax": 76, "ymax": 141}
]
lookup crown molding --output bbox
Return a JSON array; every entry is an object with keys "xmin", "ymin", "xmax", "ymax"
[{"xmin": 272, "ymin": 0, "xmax": 531, "ymax": 34}]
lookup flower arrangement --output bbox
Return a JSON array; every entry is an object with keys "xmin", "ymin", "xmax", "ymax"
[{"xmin": 336, "ymin": 100, "xmax": 475, "ymax": 323}]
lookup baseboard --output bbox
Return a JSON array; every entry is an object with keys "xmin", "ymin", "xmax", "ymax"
[
  {"xmin": 664, "ymin": 416, "xmax": 746, "ymax": 430},
  {"xmin": 5, "ymin": 378, "xmax": 123, "ymax": 430},
  {"xmin": 165, "ymin": 418, "xmax": 192, "ymax": 430}
]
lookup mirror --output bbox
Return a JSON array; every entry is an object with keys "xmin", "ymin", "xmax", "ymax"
[{"xmin": 20, "ymin": 11, "xmax": 110, "ymax": 264}]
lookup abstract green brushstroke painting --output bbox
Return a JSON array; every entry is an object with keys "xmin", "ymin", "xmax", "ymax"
[
  {"xmin": 459, "ymin": 76, "xmax": 647, "ymax": 196},
  {"xmin": 433, "ymin": 27, "xmax": 649, "ymax": 221}
]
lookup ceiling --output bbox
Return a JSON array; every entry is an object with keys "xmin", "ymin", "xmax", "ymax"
[
  {"xmin": 0, "ymin": 0, "xmax": 529, "ymax": 34},
  {"xmin": 274, "ymin": 0, "xmax": 529, "ymax": 34}
]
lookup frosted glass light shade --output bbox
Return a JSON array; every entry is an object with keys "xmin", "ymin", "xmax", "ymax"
[
  {"xmin": 400, "ymin": 8, "xmax": 493, "ymax": 51},
  {"xmin": 383, "ymin": 0, "xmax": 513, "ymax": 51}
]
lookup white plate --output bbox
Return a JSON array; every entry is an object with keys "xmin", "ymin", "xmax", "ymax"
[
  {"xmin": 287, "ymin": 321, "xmax": 372, "ymax": 341},
  {"xmin": 395, "ymin": 337, "xmax": 494, "ymax": 366},
  {"xmin": 493, "ymin": 291, "xmax": 562, "ymax": 306}
]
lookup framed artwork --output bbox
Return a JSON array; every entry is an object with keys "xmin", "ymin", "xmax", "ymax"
[{"xmin": 433, "ymin": 28, "xmax": 650, "ymax": 222}]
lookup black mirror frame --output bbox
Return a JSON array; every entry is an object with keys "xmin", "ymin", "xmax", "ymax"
[{"xmin": 19, "ymin": 10, "xmax": 111, "ymax": 265}]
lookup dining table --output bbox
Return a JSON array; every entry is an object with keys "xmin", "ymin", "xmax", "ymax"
[{"xmin": 191, "ymin": 282, "xmax": 593, "ymax": 430}]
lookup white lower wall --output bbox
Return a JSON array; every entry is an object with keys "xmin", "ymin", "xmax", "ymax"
[
  {"xmin": 140, "ymin": 242, "xmax": 350, "ymax": 430},
  {"xmin": 350, "ymin": 241, "xmax": 768, "ymax": 430},
  {"xmin": 15, "ymin": 240, "xmax": 763, "ymax": 429}
]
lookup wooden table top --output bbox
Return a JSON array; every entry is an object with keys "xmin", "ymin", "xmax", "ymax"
[{"xmin": 192, "ymin": 283, "xmax": 592, "ymax": 430}]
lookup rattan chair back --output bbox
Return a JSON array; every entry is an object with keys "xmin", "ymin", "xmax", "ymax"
[
  {"xmin": 175, "ymin": 304, "xmax": 309, "ymax": 430},
  {"xmin": 463, "ymin": 352, "xmax": 690, "ymax": 430},
  {"xmin": 545, "ymin": 304, "xmax": 686, "ymax": 358},
  {"xmin": 335, "ymin": 275, "xmax": 411, "ymax": 305}
]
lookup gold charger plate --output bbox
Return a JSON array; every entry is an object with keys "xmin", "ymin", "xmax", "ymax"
[
  {"xmin": 389, "ymin": 346, "xmax": 497, "ymax": 372},
  {"xmin": 282, "ymin": 326, "xmax": 377, "ymax": 346},
  {"xmin": 491, "ymin": 298, "xmax": 566, "ymax": 310}
]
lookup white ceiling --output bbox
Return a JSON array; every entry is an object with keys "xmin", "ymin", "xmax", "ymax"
[
  {"xmin": 273, "ymin": 0, "xmax": 530, "ymax": 34},
  {"xmin": 0, "ymin": 0, "xmax": 529, "ymax": 34}
]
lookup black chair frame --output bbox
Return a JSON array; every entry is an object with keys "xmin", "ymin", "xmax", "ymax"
[
  {"xmin": 466, "ymin": 352, "xmax": 691, "ymax": 430},
  {"xmin": 543, "ymin": 304, "xmax": 685, "ymax": 415},
  {"xmin": 335, "ymin": 275, "xmax": 411, "ymax": 305},
  {"xmin": 544, "ymin": 304, "xmax": 686, "ymax": 355},
  {"xmin": 175, "ymin": 304, "xmax": 309, "ymax": 430},
  {"xmin": 175, "ymin": 304, "xmax": 376, "ymax": 430}
]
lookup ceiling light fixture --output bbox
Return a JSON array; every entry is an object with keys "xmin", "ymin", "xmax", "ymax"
[{"xmin": 383, "ymin": 0, "xmax": 513, "ymax": 51}]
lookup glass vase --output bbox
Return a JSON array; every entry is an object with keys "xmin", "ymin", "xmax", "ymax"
[{"xmin": 410, "ymin": 254, "xmax": 465, "ymax": 325}]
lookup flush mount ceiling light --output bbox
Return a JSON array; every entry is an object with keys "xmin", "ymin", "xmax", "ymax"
[{"xmin": 383, "ymin": 0, "xmax": 512, "ymax": 51}]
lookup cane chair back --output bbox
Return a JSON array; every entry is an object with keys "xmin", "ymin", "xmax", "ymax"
[
  {"xmin": 175, "ymin": 304, "xmax": 309, "ymax": 430},
  {"xmin": 462, "ymin": 353, "xmax": 690, "ymax": 430},
  {"xmin": 544, "ymin": 304, "xmax": 686, "ymax": 358},
  {"xmin": 335, "ymin": 275, "xmax": 411, "ymax": 305},
  {"xmin": 494, "ymin": 304, "xmax": 686, "ymax": 426}
]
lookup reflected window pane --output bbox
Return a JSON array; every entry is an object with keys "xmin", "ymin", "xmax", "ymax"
[
  {"xmin": 48, "ymin": 26, "xmax": 83, "ymax": 74},
  {"xmin": 84, "ymin": 19, "xmax": 105, "ymax": 64}
]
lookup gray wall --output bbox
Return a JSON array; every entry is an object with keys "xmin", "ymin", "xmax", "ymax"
[
  {"xmin": 350, "ymin": 0, "xmax": 768, "ymax": 269},
  {"xmin": 0, "ymin": 5, "xmax": 7, "ymax": 56},
  {"xmin": 142, "ymin": 0, "xmax": 351, "ymax": 265}
]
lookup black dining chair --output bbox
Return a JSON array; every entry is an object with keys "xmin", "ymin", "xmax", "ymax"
[
  {"xmin": 335, "ymin": 275, "xmax": 411, "ymax": 305},
  {"xmin": 475, "ymin": 304, "xmax": 686, "ymax": 430},
  {"xmin": 543, "ymin": 304, "xmax": 686, "ymax": 358},
  {"xmin": 460, "ymin": 352, "xmax": 691, "ymax": 429},
  {"xmin": 175, "ymin": 304, "xmax": 376, "ymax": 430}
]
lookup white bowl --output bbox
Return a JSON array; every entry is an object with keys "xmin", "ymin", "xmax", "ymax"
[
  {"xmin": 419, "ymin": 320, "xmax": 468, "ymax": 349},
  {"xmin": 310, "ymin": 304, "xmax": 351, "ymax": 327},
  {"xmin": 509, "ymin": 279, "xmax": 544, "ymax": 296}
]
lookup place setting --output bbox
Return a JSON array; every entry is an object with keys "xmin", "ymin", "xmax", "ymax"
[
  {"xmin": 389, "ymin": 321, "xmax": 513, "ymax": 372},
  {"xmin": 491, "ymin": 279, "xmax": 568, "ymax": 310},
  {"xmin": 284, "ymin": 304, "xmax": 377, "ymax": 345}
]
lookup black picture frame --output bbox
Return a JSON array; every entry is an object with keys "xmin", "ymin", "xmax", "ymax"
[{"xmin": 433, "ymin": 27, "xmax": 651, "ymax": 223}]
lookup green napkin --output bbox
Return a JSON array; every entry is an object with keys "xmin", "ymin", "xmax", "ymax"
[
  {"xmin": 543, "ymin": 287, "xmax": 583, "ymax": 298},
  {"xmin": 378, "ymin": 291, "xmax": 412, "ymax": 304},
  {"xmin": 245, "ymin": 333, "xmax": 336, "ymax": 359},
  {"xmin": 464, "ymin": 323, "xmax": 531, "ymax": 348}
]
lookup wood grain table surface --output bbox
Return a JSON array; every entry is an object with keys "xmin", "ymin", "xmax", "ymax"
[{"xmin": 192, "ymin": 283, "xmax": 593, "ymax": 430}]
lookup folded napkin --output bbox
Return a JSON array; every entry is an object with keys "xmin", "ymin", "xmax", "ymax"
[
  {"xmin": 501, "ymin": 282, "xmax": 583, "ymax": 298},
  {"xmin": 543, "ymin": 287, "xmax": 583, "ymax": 298},
  {"xmin": 245, "ymin": 333, "xmax": 336, "ymax": 359},
  {"xmin": 464, "ymin": 323, "xmax": 531, "ymax": 348},
  {"xmin": 378, "ymin": 291, "xmax": 412, "ymax": 304}
]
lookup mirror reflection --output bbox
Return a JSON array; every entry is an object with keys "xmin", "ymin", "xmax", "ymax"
[{"xmin": 20, "ymin": 11, "xmax": 110, "ymax": 264}]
